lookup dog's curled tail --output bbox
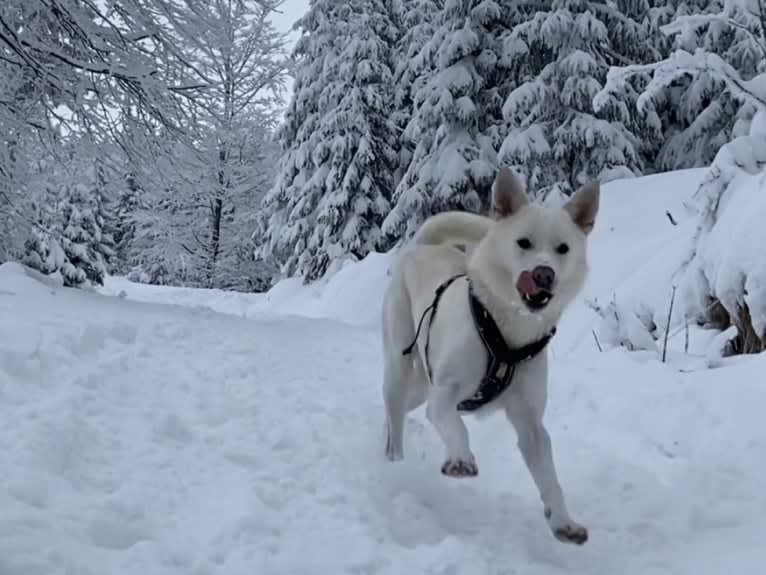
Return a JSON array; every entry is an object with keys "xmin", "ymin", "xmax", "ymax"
[{"xmin": 413, "ymin": 211, "xmax": 492, "ymax": 247}]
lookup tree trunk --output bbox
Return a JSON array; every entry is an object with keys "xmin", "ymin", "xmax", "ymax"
[
  {"xmin": 208, "ymin": 192, "xmax": 223, "ymax": 287},
  {"xmin": 207, "ymin": 141, "xmax": 227, "ymax": 287},
  {"xmin": 206, "ymin": 7, "xmax": 235, "ymax": 288}
]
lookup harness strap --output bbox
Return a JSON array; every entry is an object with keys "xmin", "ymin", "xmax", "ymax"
[
  {"xmin": 402, "ymin": 273, "xmax": 466, "ymax": 381},
  {"xmin": 402, "ymin": 274, "xmax": 556, "ymax": 412},
  {"xmin": 457, "ymin": 284, "xmax": 556, "ymax": 411}
]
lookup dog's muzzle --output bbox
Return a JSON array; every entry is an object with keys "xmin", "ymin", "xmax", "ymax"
[{"xmin": 517, "ymin": 266, "xmax": 555, "ymax": 311}]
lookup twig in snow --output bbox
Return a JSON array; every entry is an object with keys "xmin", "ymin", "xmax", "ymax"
[
  {"xmin": 662, "ymin": 286, "xmax": 678, "ymax": 363},
  {"xmin": 666, "ymin": 210, "xmax": 678, "ymax": 225},
  {"xmin": 592, "ymin": 329, "xmax": 603, "ymax": 352}
]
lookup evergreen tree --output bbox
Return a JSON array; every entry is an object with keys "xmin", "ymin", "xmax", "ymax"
[
  {"xmin": 383, "ymin": 0, "xmax": 518, "ymax": 242},
  {"xmin": 499, "ymin": 1, "xmax": 655, "ymax": 197},
  {"xmin": 23, "ymin": 175, "xmax": 67, "ymax": 280},
  {"xmin": 255, "ymin": 0, "xmax": 399, "ymax": 280},
  {"xmin": 93, "ymin": 167, "xmax": 117, "ymax": 274},
  {"xmin": 23, "ymin": 197, "xmax": 60, "ymax": 278},
  {"xmin": 57, "ymin": 181, "xmax": 108, "ymax": 288},
  {"xmin": 23, "ymin": 229, "xmax": 57, "ymax": 276},
  {"xmin": 23, "ymin": 157, "xmax": 111, "ymax": 287}
]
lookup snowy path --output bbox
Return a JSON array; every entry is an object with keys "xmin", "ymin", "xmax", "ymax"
[{"xmin": 2, "ymin": 262, "xmax": 766, "ymax": 574}]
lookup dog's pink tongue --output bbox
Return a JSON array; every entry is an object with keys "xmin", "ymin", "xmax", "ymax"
[{"xmin": 516, "ymin": 270, "xmax": 540, "ymax": 296}]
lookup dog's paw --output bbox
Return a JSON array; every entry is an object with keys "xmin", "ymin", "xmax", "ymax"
[
  {"xmin": 440, "ymin": 458, "xmax": 478, "ymax": 478},
  {"xmin": 553, "ymin": 523, "xmax": 588, "ymax": 545},
  {"xmin": 385, "ymin": 447, "xmax": 403, "ymax": 461},
  {"xmin": 545, "ymin": 511, "xmax": 587, "ymax": 545},
  {"xmin": 545, "ymin": 508, "xmax": 588, "ymax": 545}
]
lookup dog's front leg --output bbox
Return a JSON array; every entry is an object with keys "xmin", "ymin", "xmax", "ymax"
[
  {"xmin": 426, "ymin": 383, "xmax": 478, "ymax": 477},
  {"xmin": 506, "ymin": 401, "xmax": 588, "ymax": 545}
]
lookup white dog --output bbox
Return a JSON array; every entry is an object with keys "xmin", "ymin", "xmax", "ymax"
[{"xmin": 381, "ymin": 167, "xmax": 599, "ymax": 545}]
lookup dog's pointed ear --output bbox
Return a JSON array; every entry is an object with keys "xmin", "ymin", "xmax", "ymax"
[
  {"xmin": 492, "ymin": 166, "xmax": 528, "ymax": 218},
  {"xmin": 564, "ymin": 180, "xmax": 600, "ymax": 234}
]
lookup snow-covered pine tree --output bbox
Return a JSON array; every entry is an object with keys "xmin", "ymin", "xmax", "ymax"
[
  {"xmin": 499, "ymin": 1, "xmax": 654, "ymax": 198},
  {"xmin": 23, "ymin": 194, "xmax": 60, "ymax": 277},
  {"xmin": 618, "ymin": 0, "xmax": 723, "ymax": 172},
  {"xmin": 23, "ymin": 229, "xmax": 57, "ymax": 276},
  {"xmin": 596, "ymin": 0, "xmax": 759, "ymax": 171},
  {"xmin": 382, "ymin": 0, "xmax": 518, "ymax": 242},
  {"xmin": 255, "ymin": 0, "xmax": 399, "ymax": 280},
  {"xmin": 391, "ymin": 0, "xmax": 444, "ymax": 188},
  {"xmin": 93, "ymin": 166, "xmax": 117, "ymax": 273},
  {"xmin": 57, "ymin": 178, "xmax": 110, "ymax": 288},
  {"xmin": 597, "ymin": 0, "xmax": 671, "ymax": 168},
  {"xmin": 24, "ymin": 168, "xmax": 110, "ymax": 288},
  {"xmin": 23, "ymin": 168, "xmax": 68, "ymax": 280}
]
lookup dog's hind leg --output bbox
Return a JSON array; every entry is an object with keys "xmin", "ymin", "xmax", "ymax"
[
  {"xmin": 405, "ymin": 357, "xmax": 428, "ymax": 411},
  {"xmin": 382, "ymin": 271, "xmax": 422, "ymax": 462},
  {"xmin": 384, "ymin": 352, "xmax": 429, "ymax": 459},
  {"xmin": 383, "ymin": 354, "xmax": 410, "ymax": 461},
  {"xmin": 383, "ymin": 373, "xmax": 407, "ymax": 461}
]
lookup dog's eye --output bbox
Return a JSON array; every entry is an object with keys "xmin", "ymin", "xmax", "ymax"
[
  {"xmin": 517, "ymin": 238, "xmax": 532, "ymax": 250},
  {"xmin": 556, "ymin": 243, "xmax": 569, "ymax": 255}
]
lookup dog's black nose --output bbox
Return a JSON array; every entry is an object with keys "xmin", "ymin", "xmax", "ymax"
[{"xmin": 532, "ymin": 265, "xmax": 555, "ymax": 290}]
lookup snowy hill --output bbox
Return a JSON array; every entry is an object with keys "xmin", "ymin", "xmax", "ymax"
[{"xmin": 1, "ymin": 169, "xmax": 765, "ymax": 574}]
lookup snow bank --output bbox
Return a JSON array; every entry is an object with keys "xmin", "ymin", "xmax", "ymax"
[
  {"xmin": 0, "ymin": 261, "xmax": 64, "ymax": 293},
  {"xmin": 560, "ymin": 168, "xmax": 709, "ymax": 357},
  {"xmin": 257, "ymin": 251, "xmax": 392, "ymax": 327},
  {"xmin": 676, "ymin": 129, "xmax": 766, "ymax": 354},
  {"xmin": 102, "ymin": 251, "xmax": 393, "ymax": 328},
  {"xmin": 101, "ymin": 275, "xmax": 268, "ymax": 318},
  {"xmin": 683, "ymin": 169, "xmax": 766, "ymax": 340}
]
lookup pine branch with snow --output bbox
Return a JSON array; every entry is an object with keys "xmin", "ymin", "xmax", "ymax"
[
  {"xmin": 391, "ymin": 0, "xmax": 444, "ymax": 188},
  {"xmin": 499, "ymin": 1, "xmax": 652, "ymax": 197},
  {"xmin": 595, "ymin": 0, "xmax": 766, "ymax": 171}
]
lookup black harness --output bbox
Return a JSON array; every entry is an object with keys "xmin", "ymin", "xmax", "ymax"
[{"xmin": 402, "ymin": 274, "xmax": 556, "ymax": 412}]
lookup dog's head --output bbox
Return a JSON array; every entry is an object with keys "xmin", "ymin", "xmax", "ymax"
[{"xmin": 485, "ymin": 167, "xmax": 599, "ymax": 318}]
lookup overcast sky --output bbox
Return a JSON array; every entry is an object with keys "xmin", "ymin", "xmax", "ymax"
[
  {"xmin": 272, "ymin": 0, "xmax": 308, "ymax": 100},
  {"xmin": 272, "ymin": 0, "xmax": 308, "ymax": 38}
]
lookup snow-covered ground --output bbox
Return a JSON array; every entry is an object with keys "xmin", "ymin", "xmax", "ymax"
[{"xmin": 2, "ymin": 169, "xmax": 765, "ymax": 574}]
